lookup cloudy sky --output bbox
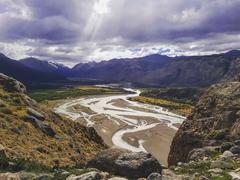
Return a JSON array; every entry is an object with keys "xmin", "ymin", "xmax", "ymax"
[{"xmin": 0, "ymin": 0, "xmax": 240, "ymax": 66}]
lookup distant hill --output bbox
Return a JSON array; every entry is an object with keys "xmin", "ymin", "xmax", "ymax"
[
  {"xmin": 0, "ymin": 54, "xmax": 66, "ymax": 85},
  {"xmin": 20, "ymin": 57, "xmax": 70, "ymax": 77},
  {"xmin": 70, "ymin": 50, "xmax": 240, "ymax": 87}
]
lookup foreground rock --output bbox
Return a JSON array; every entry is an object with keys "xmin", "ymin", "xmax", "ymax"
[
  {"xmin": 87, "ymin": 148, "xmax": 162, "ymax": 179},
  {"xmin": 0, "ymin": 172, "xmax": 20, "ymax": 180},
  {"xmin": 168, "ymin": 82, "xmax": 240, "ymax": 165},
  {"xmin": 66, "ymin": 171, "xmax": 109, "ymax": 180}
]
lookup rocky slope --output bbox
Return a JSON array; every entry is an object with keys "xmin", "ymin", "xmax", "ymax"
[
  {"xmin": 168, "ymin": 81, "xmax": 240, "ymax": 166},
  {"xmin": 0, "ymin": 73, "xmax": 106, "ymax": 168}
]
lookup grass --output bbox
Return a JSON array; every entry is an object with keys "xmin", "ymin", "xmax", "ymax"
[
  {"xmin": 29, "ymin": 86, "xmax": 127, "ymax": 102},
  {"xmin": 174, "ymin": 161, "xmax": 211, "ymax": 175},
  {"xmin": 0, "ymin": 82, "xmax": 107, "ymax": 168},
  {"xmin": 0, "ymin": 156, "xmax": 51, "ymax": 173},
  {"xmin": 129, "ymin": 96, "xmax": 193, "ymax": 116}
]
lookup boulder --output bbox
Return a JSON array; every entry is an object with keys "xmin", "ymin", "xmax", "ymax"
[
  {"xmin": 66, "ymin": 171, "xmax": 107, "ymax": 180},
  {"xmin": 228, "ymin": 172, "xmax": 240, "ymax": 180},
  {"xmin": 147, "ymin": 173, "xmax": 162, "ymax": 180},
  {"xmin": 220, "ymin": 150, "xmax": 234, "ymax": 159},
  {"xmin": 34, "ymin": 174, "xmax": 54, "ymax": 180},
  {"xmin": 108, "ymin": 178, "xmax": 128, "ymax": 180},
  {"xmin": 87, "ymin": 148, "xmax": 162, "ymax": 179},
  {"xmin": 161, "ymin": 169, "xmax": 184, "ymax": 180},
  {"xmin": 18, "ymin": 171, "xmax": 37, "ymax": 179},
  {"xmin": 27, "ymin": 107, "xmax": 45, "ymax": 120},
  {"xmin": 0, "ymin": 172, "xmax": 20, "ymax": 180},
  {"xmin": 187, "ymin": 148, "xmax": 209, "ymax": 161},
  {"xmin": 199, "ymin": 176, "xmax": 210, "ymax": 180},
  {"xmin": 208, "ymin": 168, "xmax": 223, "ymax": 174},
  {"xmin": 234, "ymin": 140, "xmax": 240, "ymax": 146},
  {"xmin": 229, "ymin": 146, "xmax": 240, "ymax": 154},
  {"xmin": 24, "ymin": 115, "xmax": 56, "ymax": 137}
]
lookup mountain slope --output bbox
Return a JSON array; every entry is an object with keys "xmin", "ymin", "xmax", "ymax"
[
  {"xmin": 168, "ymin": 81, "xmax": 240, "ymax": 165},
  {"xmin": 71, "ymin": 51, "xmax": 240, "ymax": 87},
  {"xmin": 20, "ymin": 57, "xmax": 70, "ymax": 77},
  {"xmin": 0, "ymin": 54, "xmax": 66, "ymax": 85},
  {"xmin": 71, "ymin": 54, "xmax": 172, "ymax": 84},
  {"xmin": 0, "ymin": 73, "xmax": 106, "ymax": 167}
]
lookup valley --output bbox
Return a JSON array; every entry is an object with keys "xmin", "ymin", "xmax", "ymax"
[
  {"xmin": 1, "ymin": 1, "xmax": 240, "ymax": 178},
  {"xmin": 52, "ymin": 86, "xmax": 185, "ymax": 165}
]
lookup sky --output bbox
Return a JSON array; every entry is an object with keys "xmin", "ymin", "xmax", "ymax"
[{"xmin": 0, "ymin": 0, "xmax": 240, "ymax": 66}]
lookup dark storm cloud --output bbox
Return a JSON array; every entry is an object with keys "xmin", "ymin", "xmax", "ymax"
[
  {"xmin": 0, "ymin": 0, "xmax": 94, "ymax": 43},
  {"xmin": 0, "ymin": 16, "xmax": 80, "ymax": 43},
  {"xmin": 96, "ymin": 0, "xmax": 240, "ymax": 42},
  {"xmin": 0, "ymin": 0, "xmax": 239, "ymax": 64}
]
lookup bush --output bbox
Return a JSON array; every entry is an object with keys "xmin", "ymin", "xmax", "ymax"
[
  {"xmin": 207, "ymin": 129, "xmax": 229, "ymax": 140},
  {"xmin": 0, "ymin": 156, "xmax": 51, "ymax": 173}
]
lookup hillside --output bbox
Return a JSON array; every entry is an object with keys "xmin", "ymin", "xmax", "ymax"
[
  {"xmin": 0, "ymin": 73, "xmax": 106, "ymax": 168},
  {"xmin": 71, "ymin": 50, "xmax": 240, "ymax": 87}
]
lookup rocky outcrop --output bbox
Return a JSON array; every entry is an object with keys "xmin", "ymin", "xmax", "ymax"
[
  {"xmin": 168, "ymin": 82, "xmax": 240, "ymax": 165},
  {"xmin": 0, "ymin": 73, "xmax": 26, "ymax": 94},
  {"xmin": 87, "ymin": 148, "xmax": 162, "ymax": 179}
]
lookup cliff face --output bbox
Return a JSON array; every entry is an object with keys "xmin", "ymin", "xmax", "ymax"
[
  {"xmin": 0, "ymin": 73, "xmax": 106, "ymax": 167},
  {"xmin": 168, "ymin": 82, "xmax": 240, "ymax": 165}
]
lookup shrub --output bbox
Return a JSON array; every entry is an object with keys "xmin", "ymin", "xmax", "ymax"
[
  {"xmin": 207, "ymin": 129, "xmax": 229, "ymax": 140},
  {"xmin": 0, "ymin": 156, "xmax": 51, "ymax": 173}
]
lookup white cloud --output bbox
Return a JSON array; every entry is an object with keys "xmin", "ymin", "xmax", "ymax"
[{"xmin": 0, "ymin": 0, "xmax": 239, "ymax": 65}]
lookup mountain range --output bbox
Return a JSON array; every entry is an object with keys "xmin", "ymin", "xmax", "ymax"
[
  {"xmin": 1, "ymin": 50, "xmax": 240, "ymax": 88},
  {"xmin": 0, "ymin": 54, "xmax": 66, "ymax": 86}
]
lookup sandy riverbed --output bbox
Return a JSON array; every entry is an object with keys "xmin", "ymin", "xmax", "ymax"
[{"xmin": 54, "ymin": 88, "xmax": 185, "ymax": 166}]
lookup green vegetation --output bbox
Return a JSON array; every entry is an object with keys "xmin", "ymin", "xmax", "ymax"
[
  {"xmin": 211, "ymin": 173, "xmax": 232, "ymax": 180},
  {"xmin": 0, "ymin": 156, "xmax": 51, "ymax": 173},
  {"xmin": 173, "ymin": 160, "xmax": 236, "ymax": 180},
  {"xmin": 140, "ymin": 87, "xmax": 202, "ymax": 104},
  {"xmin": 129, "ymin": 96, "xmax": 193, "ymax": 116},
  {"xmin": 29, "ymin": 86, "xmax": 127, "ymax": 102},
  {"xmin": 207, "ymin": 129, "xmax": 230, "ymax": 140},
  {"xmin": 174, "ymin": 161, "xmax": 211, "ymax": 175}
]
